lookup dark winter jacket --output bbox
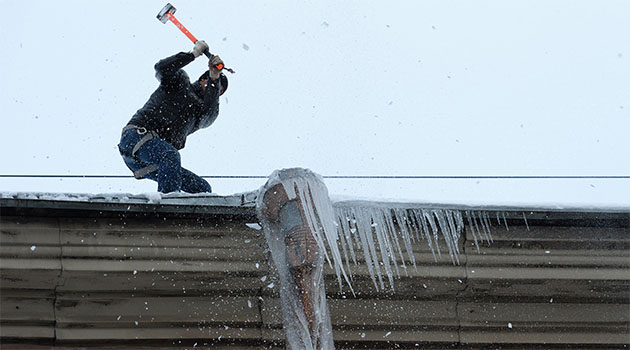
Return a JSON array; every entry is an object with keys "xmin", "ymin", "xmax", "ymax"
[{"xmin": 127, "ymin": 52, "xmax": 228, "ymax": 150}]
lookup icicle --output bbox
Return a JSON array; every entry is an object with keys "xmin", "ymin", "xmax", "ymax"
[
  {"xmin": 368, "ymin": 209, "xmax": 392, "ymax": 288},
  {"xmin": 350, "ymin": 207, "xmax": 383, "ymax": 290},
  {"xmin": 338, "ymin": 213, "xmax": 358, "ymax": 268},
  {"xmin": 393, "ymin": 209, "xmax": 417, "ymax": 269},
  {"xmin": 335, "ymin": 217, "xmax": 353, "ymax": 279},
  {"xmin": 522, "ymin": 212, "xmax": 530, "ymax": 231},
  {"xmin": 379, "ymin": 208, "xmax": 403, "ymax": 282},
  {"xmin": 423, "ymin": 210, "xmax": 442, "ymax": 259},
  {"xmin": 414, "ymin": 209, "xmax": 438, "ymax": 261},
  {"xmin": 483, "ymin": 212, "xmax": 494, "ymax": 243},
  {"xmin": 502, "ymin": 211, "xmax": 510, "ymax": 231},
  {"xmin": 465, "ymin": 211, "xmax": 481, "ymax": 253},
  {"xmin": 434, "ymin": 210, "xmax": 459, "ymax": 265},
  {"xmin": 382, "ymin": 210, "xmax": 405, "ymax": 273},
  {"xmin": 477, "ymin": 211, "xmax": 492, "ymax": 244},
  {"xmin": 470, "ymin": 211, "xmax": 482, "ymax": 247},
  {"xmin": 454, "ymin": 210, "xmax": 465, "ymax": 235}
]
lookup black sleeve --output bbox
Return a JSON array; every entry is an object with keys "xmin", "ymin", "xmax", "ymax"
[{"xmin": 154, "ymin": 52, "xmax": 195, "ymax": 85}]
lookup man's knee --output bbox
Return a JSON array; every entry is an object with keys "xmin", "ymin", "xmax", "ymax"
[{"xmin": 160, "ymin": 149, "xmax": 181, "ymax": 168}]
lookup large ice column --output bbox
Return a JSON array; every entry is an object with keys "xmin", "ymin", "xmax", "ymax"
[{"xmin": 256, "ymin": 168, "xmax": 336, "ymax": 350}]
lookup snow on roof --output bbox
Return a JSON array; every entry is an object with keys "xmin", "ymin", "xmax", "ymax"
[
  {"xmin": 0, "ymin": 191, "xmax": 259, "ymax": 218},
  {"xmin": 0, "ymin": 191, "xmax": 254, "ymax": 206},
  {"xmin": 1, "ymin": 191, "xmax": 628, "ymax": 214},
  {"xmin": 331, "ymin": 196, "xmax": 630, "ymax": 213}
]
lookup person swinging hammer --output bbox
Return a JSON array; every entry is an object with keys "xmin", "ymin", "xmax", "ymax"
[{"xmin": 118, "ymin": 40, "xmax": 228, "ymax": 193}]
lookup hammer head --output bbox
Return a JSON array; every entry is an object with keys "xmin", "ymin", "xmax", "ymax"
[{"xmin": 157, "ymin": 3, "xmax": 176, "ymax": 23}]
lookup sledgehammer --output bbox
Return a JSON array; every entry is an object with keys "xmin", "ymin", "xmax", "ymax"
[{"xmin": 157, "ymin": 3, "xmax": 235, "ymax": 73}]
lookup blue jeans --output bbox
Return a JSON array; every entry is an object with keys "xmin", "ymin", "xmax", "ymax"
[{"xmin": 118, "ymin": 128, "xmax": 212, "ymax": 194}]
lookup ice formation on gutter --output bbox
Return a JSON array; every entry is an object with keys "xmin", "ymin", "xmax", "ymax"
[
  {"xmin": 257, "ymin": 168, "xmax": 353, "ymax": 291},
  {"xmin": 256, "ymin": 168, "xmax": 336, "ymax": 350},
  {"xmin": 333, "ymin": 204, "xmax": 498, "ymax": 291},
  {"xmin": 257, "ymin": 169, "xmax": 505, "ymax": 294}
]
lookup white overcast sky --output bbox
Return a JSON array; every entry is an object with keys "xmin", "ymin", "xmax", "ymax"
[{"xmin": 1, "ymin": 1, "xmax": 628, "ymax": 208}]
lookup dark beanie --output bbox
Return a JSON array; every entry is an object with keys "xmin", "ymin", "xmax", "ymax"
[
  {"xmin": 198, "ymin": 71, "xmax": 228, "ymax": 95},
  {"xmin": 198, "ymin": 70, "xmax": 210, "ymax": 81}
]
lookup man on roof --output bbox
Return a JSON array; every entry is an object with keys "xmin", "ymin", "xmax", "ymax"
[{"xmin": 118, "ymin": 40, "xmax": 227, "ymax": 193}]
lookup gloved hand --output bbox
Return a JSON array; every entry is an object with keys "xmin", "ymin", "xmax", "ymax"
[
  {"xmin": 209, "ymin": 55, "xmax": 224, "ymax": 81},
  {"xmin": 191, "ymin": 40, "xmax": 209, "ymax": 58}
]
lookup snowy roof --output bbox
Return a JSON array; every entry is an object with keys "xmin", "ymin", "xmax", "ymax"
[
  {"xmin": 1, "ymin": 191, "xmax": 628, "ymax": 215},
  {"xmin": 0, "ymin": 191, "xmax": 258, "ymax": 218},
  {"xmin": 331, "ymin": 197, "xmax": 630, "ymax": 214}
]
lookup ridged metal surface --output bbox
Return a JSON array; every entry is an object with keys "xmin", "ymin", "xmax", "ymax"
[{"xmin": 1, "ymin": 198, "xmax": 628, "ymax": 349}]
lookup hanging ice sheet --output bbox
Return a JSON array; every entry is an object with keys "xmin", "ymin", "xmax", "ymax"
[
  {"xmin": 332, "ymin": 203, "xmax": 500, "ymax": 291},
  {"xmin": 258, "ymin": 168, "xmax": 508, "ymax": 293}
]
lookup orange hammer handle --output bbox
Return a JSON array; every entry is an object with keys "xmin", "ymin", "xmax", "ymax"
[
  {"xmin": 164, "ymin": 11, "xmax": 235, "ymax": 73},
  {"xmin": 166, "ymin": 12, "xmax": 198, "ymax": 43}
]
